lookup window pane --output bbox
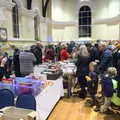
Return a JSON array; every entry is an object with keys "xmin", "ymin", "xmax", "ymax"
[
  {"xmin": 12, "ymin": 0, "xmax": 19, "ymax": 38},
  {"xmin": 34, "ymin": 16, "xmax": 39, "ymax": 40},
  {"xmin": 79, "ymin": 6, "xmax": 91, "ymax": 37},
  {"xmin": 27, "ymin": 0, "xmax": 32, "ymax": 10}
]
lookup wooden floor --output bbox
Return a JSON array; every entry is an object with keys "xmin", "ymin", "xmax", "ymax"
[{"xmin": 48, "ymin": 97, "xmax": 120, "ymax": 120}]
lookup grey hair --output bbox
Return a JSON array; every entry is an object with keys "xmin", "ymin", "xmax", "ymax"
[
  {"xmin": 79, "ymin": 45, "xmax": 89, "ymax": 57},
  {"xmin": 98, "ymin": 41, "xmax": 107, "ymax": 48}
]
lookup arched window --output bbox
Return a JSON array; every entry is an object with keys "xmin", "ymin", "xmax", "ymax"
[
  {"xmin": 34, "ymin": 16, "xmax": 39, "ymax": 41},
  {"xmin": 12, "ymin": 0, "xmax": 19, "ymax": 38},
  {"xmin": 79, "ymin": 6, "xmax": 91, "ymax": 37}
]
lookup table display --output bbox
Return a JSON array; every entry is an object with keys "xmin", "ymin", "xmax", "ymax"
[
  {"xmin": 0, "ymin": 61, "xmax": 76, "ymax": 120},
  {"xmin": 36, "ymin": 77, "xmax": 64, "ymax": 120},
  {"xmin": 33, "ymin": 63, "xmax": 64, "ymax": 120},
  {"xmin": 0, "ymin": 106, "xmax": 36, "ymax": 120},
  {"xmin": 0, "ymin": 76, "xmax": 63, "ymax": 120},
  {"xmin": 38, "ymin": 63, "xmax": 62, "ymax": 80}
]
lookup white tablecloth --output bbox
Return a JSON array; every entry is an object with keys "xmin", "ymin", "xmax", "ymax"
[{"xmin": 36, "ymin": 77, "xmax": 64, "ymax": 120}]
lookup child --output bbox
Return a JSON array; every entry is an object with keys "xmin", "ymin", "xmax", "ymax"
[
  {"xmin": 100, "ymin": 67, "xmax": 117, "ymax": 113},
  {"xmin": 86, "ymin": 62, "xmax": 99, "ymax": 111}
]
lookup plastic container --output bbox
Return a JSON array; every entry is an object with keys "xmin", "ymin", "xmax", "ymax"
[
  {"xmin": 14, "ymin": 77, "xmax": 41, "ymax": 96},
  {"xmin": 47, "ymin": 70, "xmax": 63, "ymax": 80},
  {"xmin": 2, "ymin": 78, "xmax": 13, "ymax": 84}
]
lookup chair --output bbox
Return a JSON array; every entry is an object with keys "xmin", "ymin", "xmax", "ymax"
[
  {"xmin": 0, "ymin": 89, "xmax": 14, "ymax": 109},
  {"xmin": 16, "ymin": 93, "xmax": 36, "ymax": 110}
]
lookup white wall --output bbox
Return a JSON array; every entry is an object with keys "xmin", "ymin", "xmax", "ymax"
[
  {"xmin": 0, "ymin": 0, "xmax": 120, "ymax": 44},
  {"xmin": 92, "ymin": 0, "xmax": 120, "ymax": 40},
  {"xmin": 52, "ymin": 0, "xmax": 120, "ymax": 41},
  {"xmin": 52, "ymin": 0, "xmax": 78, "ymax": 41}
]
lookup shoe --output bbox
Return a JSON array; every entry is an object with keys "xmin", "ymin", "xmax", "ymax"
[
  {"xmin": 93, "ymin": 106, "xmax": 100, "ymax": 112},
  {"xmin": 79, "ymin": 92, "xmax": 86, "ymax": 99},
  {"xmin": 103, "ymin": 109, "xmax": 113, "ymax": 115}
]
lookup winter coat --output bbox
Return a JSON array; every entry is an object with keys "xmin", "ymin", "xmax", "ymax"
[
  {"xmin": 31, "ymin": 45, "xmax": 42, "ymax": 65},
  {"xmin": 60, "ymin": 48, "xmax": 70, "ymax": 61},
  {"xmin": 76, "ymin": 55, "xmax": 90, "ymax": 77},
  {"xmin": 101, "ymin": 76, "xmax": 115, "ymax": 97},
  {"xmin": 98, "ymin": 49, "xmax": 113, "ymax": 73}
]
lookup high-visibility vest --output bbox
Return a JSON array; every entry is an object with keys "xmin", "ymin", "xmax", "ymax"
[{"xmin": 111, "ymin": 79, "xmax": 120, "ymax": 106}]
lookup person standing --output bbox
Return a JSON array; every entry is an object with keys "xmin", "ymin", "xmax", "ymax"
[
  {"xmin": 90, "ymin": 44, "xmax": 99, "ymax": 62},
  {"xmin": 55, "ymin": 43, "xmax": 62, "ymax": 61},
  {"xmin": 31, "ymin": 41, "xmax": 43, "ymax": 65},
  {"xmin": 60, "ymin": 45, "xmax": 70, "ymax": 61},
  {"xmin": 11, "ymin": 45, "xmax": 21, "ymax": 77},
  {"xmin": 19, "ymin": 46, "xmax": 36, "ymax": 76},
  {"xmin": 67, "ymin": 41, "xmax": 75, "ymax": 54},
  {"xmin": 100, "ymin": 67, "xmax": 117, "ymax": 113},
  {"xmin": 86, "ymin": 62, "xmax": 99, "ymax": 111},
  {"xmin": 71, "ymin": 47, "xmax": 78, "ymax": 60},
  {"xmin": 45, "ymin": 45, "xmax": 55, "ymax": 62},
  {"xmin": 97, "ymin": 43, "xmax": 113, "ymax": 74},
  {"xmin": 76, "ymin": 45, "xmax": 90, "ymax": 99},
  {"xmin": 35, "ymin": 41, "xmax": 43, "ymax": 64}
]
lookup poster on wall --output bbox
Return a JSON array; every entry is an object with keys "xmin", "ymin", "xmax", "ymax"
[{"xmin": 0, "ymin": 28, "xmax": 7, "ymax": 42}]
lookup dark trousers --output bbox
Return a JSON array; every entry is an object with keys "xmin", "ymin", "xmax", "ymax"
[{"xmin": 78, "ymin": 75, "xmax": 87, "ymax": 98}]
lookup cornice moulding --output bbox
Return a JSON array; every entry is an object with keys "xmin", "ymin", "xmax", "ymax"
[
  {"xmin": 93, "ymin": 14, "xmax": 120, "ymax": 25},
  {"xmin": 8, "ymin": 37, "xmax": 35, "ymax": 42}
]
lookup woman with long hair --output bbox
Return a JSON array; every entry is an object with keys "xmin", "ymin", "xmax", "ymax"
[{"xmin": 76, "ymin": 45, "xmax": 90, "ymax": 99}]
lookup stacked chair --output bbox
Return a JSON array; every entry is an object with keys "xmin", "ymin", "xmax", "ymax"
[
  {"xmin": 0, "ymin": 89, "xmax": 36, "ymax": 110},
  {"xmin": 16, "ymin": 93, "xmax": 36, "ymax": 110},
  {"xmin": 0, "ymin": 89, "xmax": 14, "ymax": 109}
]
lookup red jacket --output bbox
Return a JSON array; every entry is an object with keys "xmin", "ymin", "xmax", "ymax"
[{"xmin": 60, "ymin": 48, "xmax": 70, "ymax": 61}]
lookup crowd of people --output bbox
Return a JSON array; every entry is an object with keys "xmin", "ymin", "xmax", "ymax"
[
  {"xmin": 75, "ymin": 41, "xmax": 120, "ymax": 113},
  {"xmin": 0, "ymin": 41, "xmax": 73, "ymax": 79},
  {"xmin": 0, "ymin": 40, "xmax": 120, "ymax": 114}
]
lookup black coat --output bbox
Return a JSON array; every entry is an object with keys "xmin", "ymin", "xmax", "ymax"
[
  {"xmin": 13, "ymin": 48, "xmax": 21, "ymax": 77},
  {"xmin": 76, "ymin": 55, "xmax": 90, "ymax": 78},
  {"xmin": 31, "ymin": 45, "xmax": 42, "ymax": 65},
  {"xmin": 90, "ymin": 47, "xmax": 99, "ymax": 61}
]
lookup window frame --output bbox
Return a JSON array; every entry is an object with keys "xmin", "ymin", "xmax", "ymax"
[{"xmin": 79, "ymin": 6, "xmax": 91, "ymax": 37}]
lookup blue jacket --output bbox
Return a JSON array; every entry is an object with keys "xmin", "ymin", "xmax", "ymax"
[
  {"xmin": 101, "ymin": 76, "xmax": 115, "ymax": 97},
  {"xmin": 87, "ymin": 72, "xmax": 98, "ymax": 95},
  {"xmin": 98, "ymin": 49, "xmax": 113, "ymax": 73}
]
